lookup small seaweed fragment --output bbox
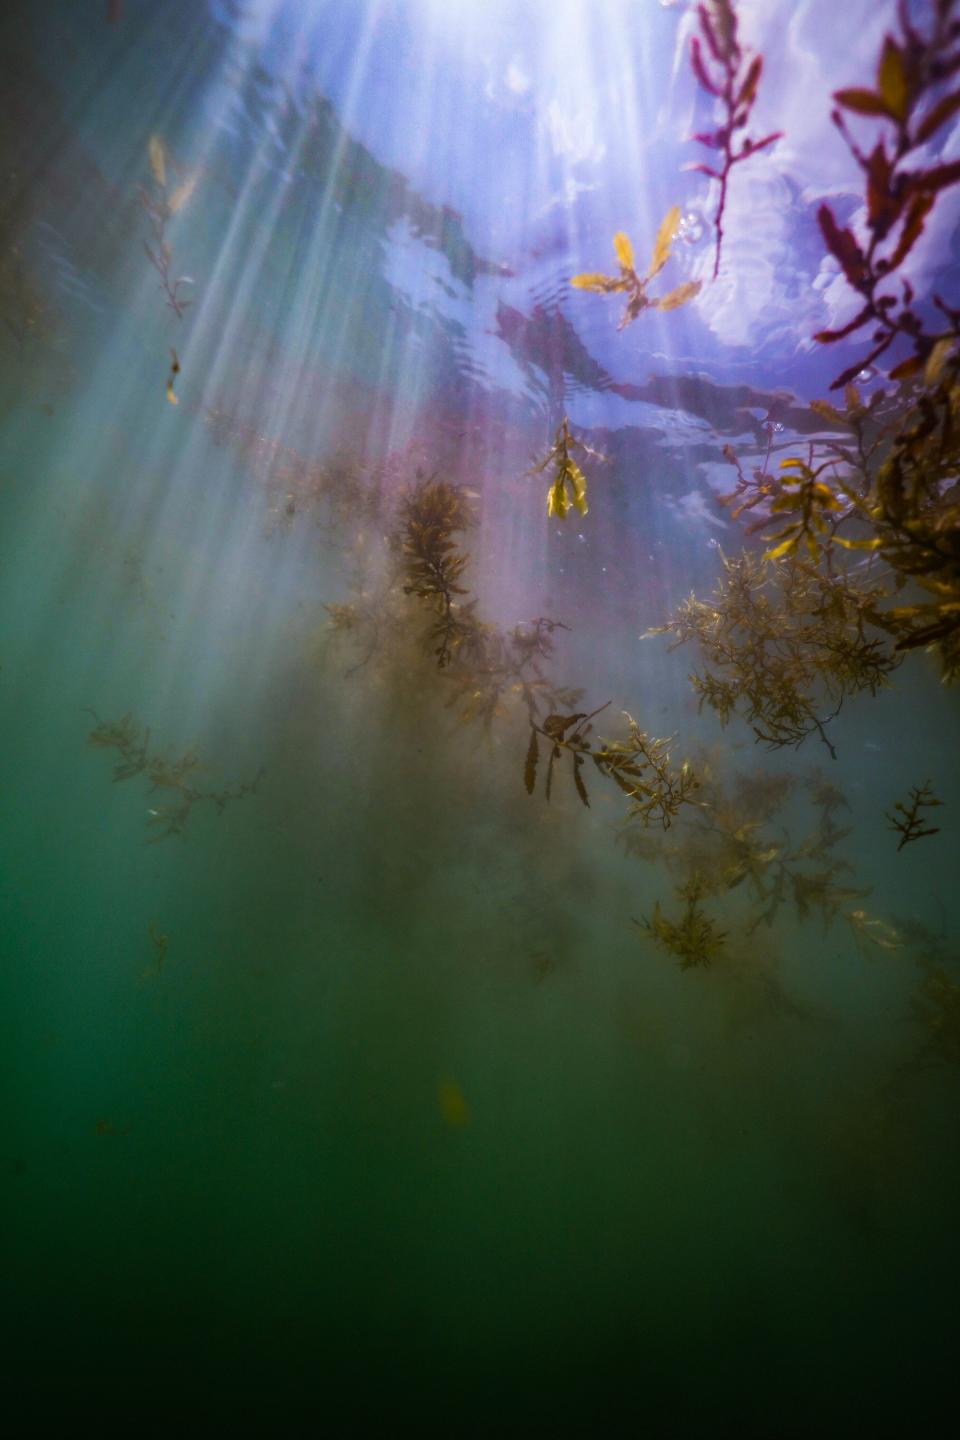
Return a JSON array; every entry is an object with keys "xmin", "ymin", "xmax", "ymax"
[
  {"xmin": 525, "ymin": 701, "xmax": 611, "ymax": 808},
  {"xmin": 886, "ymin": 782, "xmax": 943, "ymax": 851},
  {"xmin": 145, "ymin": 919, "xmax": 169, "ymax": 976},
  {"xmin": 846, "ymin": 908, "xmax": 902, "ymax": 956},
  {"xmin": 95, "ymin": 1118, "xmax": 131, "ymax": 1137},
  {"xmin": 166, "ymin": 349, "xmax": 180, "ymax": 405},
  {"xmin": 570, "ymin": 211, "xmax": 701, "ymax": 328},
  {"xmin": 687, "ymin": 0, "xmax": 782, "ymax": 279},
  {"xmin": 638, "ymin": 877, "xmax": 727, "ymax": 970},
  {"xmin": 591, "ymin": 714, "xmax": 699, "ymax": 829},
  {"xmin": 140, "ymin": 135, "xmax": 197, "ymax": 318},
  {"xmin": 207, "ymin": 767, "xmax": 266, "ymax": 814},
  {"xmin": 528, "ymin": 416, "xmax": 603, "ymax": 520},
  {"xmin": 523, "ymin": 726, "xmax": 540, "ymax": 796},
  {"xmin": 524, "ymin": 703, "xmax": 698, "ymax": 824},
  {"xmin": 85, "ymin": 708, "xmax": 151, "ymax": 780},
  {"xmin": 717, "ymin": 436, "xmax": 779, "ymax": 520}
]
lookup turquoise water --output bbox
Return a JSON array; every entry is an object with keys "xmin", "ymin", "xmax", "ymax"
[{"xmin": 2, "ymin": 1, "xmax": 959, "ymax": 1432}]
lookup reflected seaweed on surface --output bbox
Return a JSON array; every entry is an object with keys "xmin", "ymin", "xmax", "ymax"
[{"xmin": 570, "ymin": 209, "xmax": 701, "ymax": 328}]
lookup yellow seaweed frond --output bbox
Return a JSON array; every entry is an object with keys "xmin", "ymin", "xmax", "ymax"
[
  {"xmin": 654, "ymin": 280, "xmax": 703, "ymax": 311},
  {"xmin": 614, "ymin": 230, "xmax": 635, "ymax": 269},
  {"xmin": 648, "ymin": 204, "xmax": 680, "ymax": 280},
  {"xmin": 148, "ymin": 134, "xmax": 167, "ymax": 189},
  {"xmin": 168, "ymin": 171, "xmax": 199, "ymax": 215}
]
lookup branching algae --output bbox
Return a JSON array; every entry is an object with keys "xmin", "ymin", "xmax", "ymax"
[
  {"xmin": 85, "ymin": 709, "xmax": 263, "ymax": 841},
  {"xmin": 140, "ymin": 134, "xmax": 198, "ymax": 318},
  {"xmin": 687, "ymin": 0, "xmax": 782, "ymax": 279},
  {"xmin": 649, "ymin": 549, "xmax": 901, "ymax": 758},
  {"xmin": 886, "ymin": 782, "xmax": 944, "ymax": 851},
  {"xmin": 638, "ymin": 877, "xmax": 728, "ymax": 971}
]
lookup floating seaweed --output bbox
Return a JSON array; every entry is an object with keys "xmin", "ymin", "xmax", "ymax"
[
  {"xmin": 886, "ymin": 782, "xmax": 943, "ymax": 851},
  {"xmin": 527, "ymin": 416, "xmax": 603, "ymax": 520},
  {"xmin": 144, "ymin": 919, "xmax": 169, "ymax": 977},
  {"xmin": 638, "ymin": 877, "xmax": 727, "ymax": 970},
  {"xmin": 166, "ymin": 348, "xmax": 180, "ymax": 405},
  {"xmin": 140, "ymin": 134, "xmax": 197, "ymax": 318},
  {"xmin": 399, "ymin": 478, "xmax": 478, "ymax": 667},
  {"xmin": 649, "ymin": 549, "xmax": 901, "ymax": 758},
  {"xmin": 570, "ymin": 210, "xmax": 701, "ymax": 328},
  {"xmin": 617, "ymin": 745, "xmax": 894, "ymax": 967},
  {"xmin": 687, "ymin": 0, "xmax": 782, "ymax": 278},
  {"xmin": 342, "ymin": 473, "xmax": 705, "ymax": 830}
]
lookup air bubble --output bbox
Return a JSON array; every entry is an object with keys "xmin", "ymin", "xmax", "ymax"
[{"xmin": 677, "ymin": 210, "xmax": 706, "ymax": 246}]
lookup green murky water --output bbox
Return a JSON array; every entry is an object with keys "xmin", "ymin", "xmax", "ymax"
[{"xmin": 2, "ymin": 1, "xmax": 958, "ymax": 1432}]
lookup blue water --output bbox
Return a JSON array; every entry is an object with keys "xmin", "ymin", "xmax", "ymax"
[{"xmin": 2, "ymin": 0, "xmax": 958, "ymax": 1432}]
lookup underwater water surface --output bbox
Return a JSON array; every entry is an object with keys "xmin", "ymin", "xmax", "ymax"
[{"xmin": 2, "ymin": 0, "xmax": 959, "ymax": 1432}]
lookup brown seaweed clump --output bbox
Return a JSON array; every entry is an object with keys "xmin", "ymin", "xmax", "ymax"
[
  {"xmin": 638, "ymin": 878, "xmax": 727, "ymax": 971},
  {"xmin": 650, "ymin": 549, "xmax": 901, "ymax": 759}
]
